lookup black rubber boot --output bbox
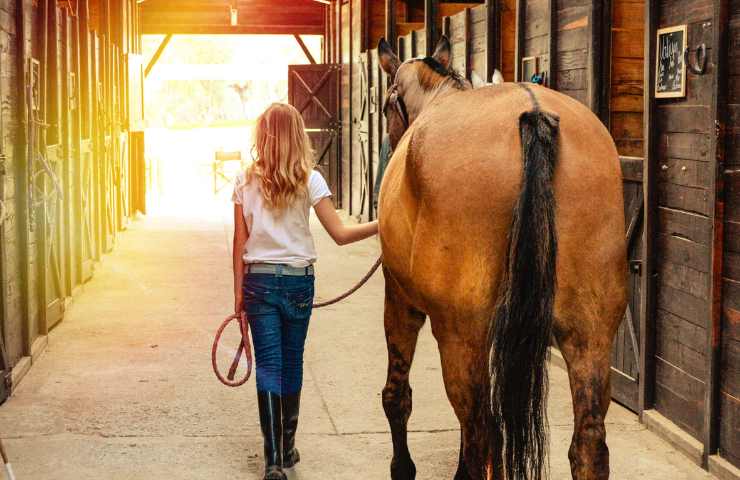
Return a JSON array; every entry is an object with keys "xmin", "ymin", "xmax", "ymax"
[
  {"xmin": 282, "ymin": 392, "xmax": 301, "ymax": 468},
  {"xmin": 257, "ymin": 391, "xmax": 287, "ymax": 480}
]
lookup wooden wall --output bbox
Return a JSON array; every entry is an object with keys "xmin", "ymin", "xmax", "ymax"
[
  {"xmin": 722, "ymin": 0, "xmax": 740, "ymax": 469},
  {"xmin": 520, "ymin": 0, "xmax": 550, "ymax": 81},
  {"xmin": 0, "ymin": 0, "xmax": 144, "ymax": 392},
  {"xmin": 608, "ymin": 0, "xmax": 644, "ymax": 158},
  {"xmin": 652, "ymin": 0, "xmax": 715, "ymax": 442},
  {"xmin": 553, "ymin": 0, "xmax": 591, "ymax": 106},
  {"xmin": 501, "ymin": 0, "xmax": 516, "ymax": 81}
]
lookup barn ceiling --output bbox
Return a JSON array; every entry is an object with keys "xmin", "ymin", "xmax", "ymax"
[{"xmin": 139, "ymin": 0, "xmax": 326, "ymax": 35}]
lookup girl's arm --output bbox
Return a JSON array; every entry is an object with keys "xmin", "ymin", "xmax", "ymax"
[
  {"xmin": 313, "ymin": 197, "xmax": 379, "ymax": 246},
  {"xmin": 233, "ymin": 204, "xmax": 249, "ymax": 316}
]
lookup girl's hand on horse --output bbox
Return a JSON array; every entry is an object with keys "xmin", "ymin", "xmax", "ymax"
[{"xmin": 314, "ymin": 197, "xmax": 379, "ymax": 245}]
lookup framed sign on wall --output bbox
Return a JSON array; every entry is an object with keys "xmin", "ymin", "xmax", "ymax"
[{"xmin": 655, "ymin": 24, "xmax": 687, "ymax": 98}]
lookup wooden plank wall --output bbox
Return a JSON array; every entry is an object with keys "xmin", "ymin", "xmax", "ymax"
[
  {"xmin": 721, "ymin": 0, "xmax": 740, "ymax": 469},
  {"xmin": 469, "ymin": 4, "xmax": 486, "ymax": 84},
  {"xmin": 0, "ymin": 0, "xmax": 144, "ymax": 386},
  {"xmin": 554, "ymin": 0, "xmax": 591, "ymax": 106},
  {"xmin": 609, "ymin": 0, "xmax": 644, "ymax": 157},
  {"xmin": 520, "ymin": 0, "xmax": 550, "ymax": 82},
  {"xmin": 501, "ymin": 0, "xmax": 516, "ymax": 81},
  {"xmin": 652, "ymin": 0, "xmax": 715, "ymax": 442},
  {"xmin": 444, "ymin": 4, "xmax": 489, "ymax": 85},
  {"xmin": 341, "ymin": 0, "xmax": 351, "ymax": 214}
]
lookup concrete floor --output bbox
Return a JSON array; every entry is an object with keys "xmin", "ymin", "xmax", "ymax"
[{"xmin": 0, "ymin": 211, "xmax": 716, "ymax": 479}]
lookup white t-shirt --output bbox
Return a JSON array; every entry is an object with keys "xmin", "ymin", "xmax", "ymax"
[{"xmin": 232, "ymin": 169, "xmax": 332, "ymax": 267}]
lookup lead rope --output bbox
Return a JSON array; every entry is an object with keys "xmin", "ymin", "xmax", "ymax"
[{"xmin": 211, "ymin": 256, "xmax": 383, "ymax": 387}]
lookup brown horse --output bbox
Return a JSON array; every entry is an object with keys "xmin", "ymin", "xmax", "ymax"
[{"xmin": 376, "ymin": 36, "xmax": 627, "ymax": 480}]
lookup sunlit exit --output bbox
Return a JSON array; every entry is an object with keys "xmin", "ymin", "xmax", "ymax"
[{"xmin": 143, "ymin": 34, "xmax": 321, "ymax": 220}]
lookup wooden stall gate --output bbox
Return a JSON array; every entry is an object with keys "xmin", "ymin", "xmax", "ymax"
[{"xmin": 288, "ymin": 63, "xmax": 341, "ymax": 207}]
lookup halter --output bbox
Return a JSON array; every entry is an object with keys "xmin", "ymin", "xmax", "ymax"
[{"xmin": 384, "ymin": 84, "xmax": 410, "ymax": 129}]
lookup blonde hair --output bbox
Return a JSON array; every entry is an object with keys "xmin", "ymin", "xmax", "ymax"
[{"xmin": 247, "ymin": 103, "xmax": 314, "ymax": 211}]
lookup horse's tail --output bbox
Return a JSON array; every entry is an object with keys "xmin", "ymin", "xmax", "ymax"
[{"xmin": 488, "ymin": 108, "xmax": 559, "ymax": 480}]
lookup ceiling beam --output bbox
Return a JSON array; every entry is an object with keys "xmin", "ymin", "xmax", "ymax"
[{"xmin": 142, "ymin": 24, "xmax": 325, "ymax": 35}]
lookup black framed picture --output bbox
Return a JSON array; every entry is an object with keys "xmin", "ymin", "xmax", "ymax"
[{"xmin": 655, "ymin": 25, "xmax": 687, "ymax": 98}]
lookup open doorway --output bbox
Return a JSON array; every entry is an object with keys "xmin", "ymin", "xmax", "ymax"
[{"xmin": 142, "ymin": 35, "xmax": 322, "ymax": 220}]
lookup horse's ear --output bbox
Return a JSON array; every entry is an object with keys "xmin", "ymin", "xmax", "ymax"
[
  {"xmin": 432, "ymin": 35, "xmax": 451, "ymax": 70},
  {"xmin": 378, "ymin": 37, "xmax": 401, "ymax": 78}
]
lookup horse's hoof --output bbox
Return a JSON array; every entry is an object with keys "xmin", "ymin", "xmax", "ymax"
[
  {"xmin": 390, "ymin": 456, "xmax": 416, "ymax": 480},
  {"xmin": 283, "ymin": 447, "xmax": 300, "ymax": 468}
]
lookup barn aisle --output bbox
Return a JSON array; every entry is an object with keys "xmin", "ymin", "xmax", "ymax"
[{"xmin": 0, "ymin": 212, "xmax": 713, "ymax": 479}]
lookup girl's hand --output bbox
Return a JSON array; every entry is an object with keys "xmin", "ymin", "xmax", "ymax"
[{"xmin": 235, "ymin": 293, "xmax": 244, "ymax": 317}]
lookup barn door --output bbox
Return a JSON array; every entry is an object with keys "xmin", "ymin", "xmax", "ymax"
[
  {"xmin": 610, "ymin": 157, "xmax": 644, "ymax": 412},
  {"xmin": 287, "ymin": 64, "xmax": 340, "ymax": 207},
  {"xmin": 79, "ymin": 140, "xmax": 95, "ymax": 282},
  {"xmin": 37, "ymin": 145, "xmax": 66, "ymax": 331},
  {"xmin": 356, "ymin": 53, "xmax": 370, "ymax": 220}
]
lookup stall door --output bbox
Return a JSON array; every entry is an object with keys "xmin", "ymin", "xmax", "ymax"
[
  {"xmin": 287, "ymin": 64, "xmax": 340, "ymax": 207},
  {"xmin": 38, "ymin": 145, "xmax": 66, "ymax": 331},
  {"xmin": 610, "ymin": 157, "xmax": 644, "ymax": 412}
]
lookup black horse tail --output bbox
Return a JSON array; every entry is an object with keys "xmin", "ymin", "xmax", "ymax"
[{"xmin": 488, "ymin": 108, "xmax": 560, "ymax": 480}]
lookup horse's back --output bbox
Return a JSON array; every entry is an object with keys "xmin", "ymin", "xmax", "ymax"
[{"xmin": 379, "ymin": 83, "xmax": 627, "ymax": 330}]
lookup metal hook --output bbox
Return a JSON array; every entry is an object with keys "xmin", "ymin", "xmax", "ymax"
[{"xmin": 684, "ymin": 44, "xmax": 707, "ymax": 75}]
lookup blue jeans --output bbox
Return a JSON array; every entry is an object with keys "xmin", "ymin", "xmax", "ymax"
[{"xmin": 243, "ymin": 272, "xmax": 315, "ymax": 395}]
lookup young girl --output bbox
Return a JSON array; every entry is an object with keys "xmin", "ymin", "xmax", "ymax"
[{"xmin": 232, "ymin": 103, "xmax": 378, "ymax": 480}]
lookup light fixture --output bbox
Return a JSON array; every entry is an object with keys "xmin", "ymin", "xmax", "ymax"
[
  {"xmin": 230, "ymin": 6, "xmax": 238, "ymax": 26},
  {"xmin": 313, "ymin": 0, "xmax": 331, "ymax": 4}
]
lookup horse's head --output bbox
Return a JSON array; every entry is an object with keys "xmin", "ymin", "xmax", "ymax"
[{"xmin": 378, "ymin": 35, "xmax": 472, "ymax": 149}]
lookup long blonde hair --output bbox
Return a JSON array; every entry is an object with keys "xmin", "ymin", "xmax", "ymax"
[{"xmin": 247, "ymin": 103, "xmax": 314, "ymax": 211}]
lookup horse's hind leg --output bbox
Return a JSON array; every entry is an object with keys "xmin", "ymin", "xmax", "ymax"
[
  {"xmin": 434, "ymin": 320, "xmax": 496, "ymax": 480},
  {"xmin": 382, "ymin": 272, "xmax": 426, "ymax": 480},
  {"xmin": 557, "ymin": 328, "xmax": 613, "ymax": 480}
]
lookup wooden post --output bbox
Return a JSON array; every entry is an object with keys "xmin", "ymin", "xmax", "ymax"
[
  {"xmin": 425, "ymin": 0, "xmax": 438, "ymax": 56},
  {"xmin": 15, "ymin": 0, "xmax": 32, "ymax": 356},
  {"xmin": 348, "ymin": 0, "xmax": 353, "ymax": 213},
  {"xmin": 514, "ymin": 0, "xmax": 525, "ymax": 81},
  {"xmin": 336, "ymin": 0, "xmax": 343, "ymax": 208},
  {"xmin": 638, "ymin": 0, "xmax": 657, "ymax": 418},
  {"xmin": 597, "ymin": 0, "xmax": 611, "ymax": 125},
  {"xmin": 485, "ymin": 0, "xmax": 499, "ymax": 82},
  {"xmin": 548, "ymin": 0, "xmax": 557, "ymax": 88},
  {"xmin": 464, "ymin": 8, "xmax": 472, "ymax": 81},
  {"xmin": 702, "ymin": 0, "xmax": 729, "ymax": 467},
  {"xmin": 386, "ymin": 0, "xmax": 397, "ymax": 48},
  {"xmin": 363, "ymin": 0, "xmax": 369, "ymax": 52},
  {"xmin": 588, "ymin": 0, "xmax": 604, "ymax": 114}
]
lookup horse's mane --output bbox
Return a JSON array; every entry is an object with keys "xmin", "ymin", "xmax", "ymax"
[{"xmin": 415, "ymin": 56, "xmax": 470, "ymax": 90}]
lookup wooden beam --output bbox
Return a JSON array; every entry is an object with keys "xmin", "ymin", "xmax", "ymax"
[
  {"xmin": 144, "ymin": 33, "xmax": 172, "ymax": 77},
  {"xmin": 425, "ymin": 0, "xmax": 438, "ymax": 56},
  {"xmin": 514, "ymin": 0, "xmax": 524, "ymax": 81},
  {"xmin": 588, "ymin": 0, "xmax": 604, "ymax": 113},
  {"xmin": 548, "ymin": 0, "xmax": 557, "ymax": 87},
  {"xmin": 702, "ymin": 0, "xmax": 729, "ymax": 467},
  {"xmin": 294, "ymin": 34, "xmax": 317, "ymax": 64},
  {"xmin": 485, "ymin": 0, "xmax": 499, "ymax": 82},
  {"xmin": 638, "ymin": 0, "xmax": 657, "ymax": 419},
  {"xmin": 596, "ymin": 0, "xmax": 610, "ymax": 123},
  {"xmin": 142, "ymin": 23, "xmax": 325, "ymax": 35},
  {"xmin": 386, "ymin": 0, "xmax": 397, "ymax": 47},
  {"xmin": 464, "ymin": 7, "xmax": 471, "ymax": 81}
]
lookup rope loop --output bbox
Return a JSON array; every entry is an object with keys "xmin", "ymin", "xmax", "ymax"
[{"xmin": 211, "ymin": 313, "xmax": 253, "ymax": 387}]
